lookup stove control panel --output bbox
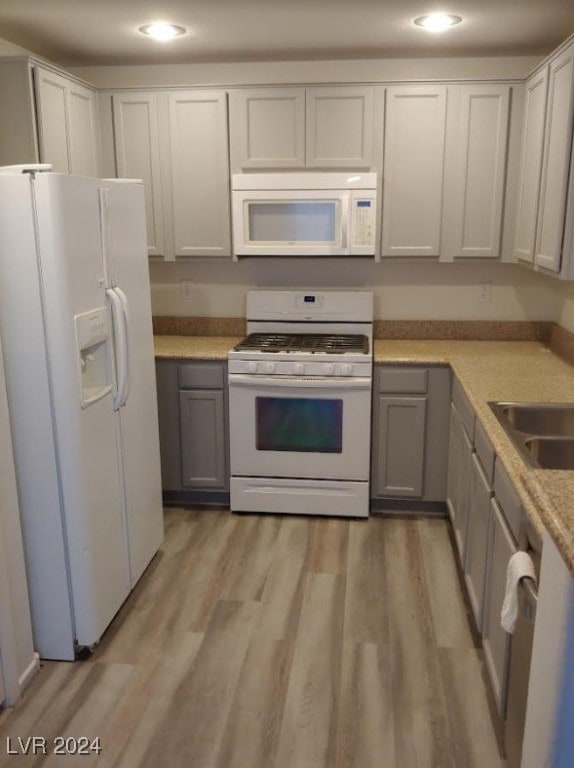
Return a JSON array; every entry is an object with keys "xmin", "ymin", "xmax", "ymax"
[
  {"xmin": 228, "ymin": 359, "xmax": 373, "ymax": 378},
  {"xmin": 294, "ymin": 293, "xmax": 325, "ymax": 310}
]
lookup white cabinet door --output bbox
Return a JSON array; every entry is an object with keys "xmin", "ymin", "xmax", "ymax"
[
  {"xmin": 112, "ymin": 92, "xmax": 165, "ymax": 258},
  {"xmin": 167, "ymin": 91, "xmax": 231, "ymax": 258},
  {"xmin": 444, "ymin": 85, "xmax": 510, "ymax": 260},
  {"xmin": 305, "ymin": 86, "xmax": 373, "ymax": 168},
  {"xmin": 514, "ymin": 70, "xmax": 548, "ymax": 263},
  {"xmin": 68, "ymin": 81, "xmax": 99, "ymax": 177},
  {"xmin": 535, "ymin": 44, "xmax": 574, "ymax": 273},
  {"xmin": 229, "ymin": 88, "xmax": 306, "ymax": 171},
  {"xmin": 34, "ymin": 67, "xmax": 70, "ymax": 173},
  {"xmin": 382, "ymin": 86, "xmax": 447, "ymax": 256}
]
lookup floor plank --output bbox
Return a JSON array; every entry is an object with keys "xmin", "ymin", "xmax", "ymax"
[{"xmin": 0, "ymin": 509, "xmax": 506, "ymax": 768}]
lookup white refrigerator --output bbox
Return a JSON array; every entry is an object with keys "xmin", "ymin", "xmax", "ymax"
[{"xmin": 0, "ymin": 166, "xmax": 164, "ymax": 661}]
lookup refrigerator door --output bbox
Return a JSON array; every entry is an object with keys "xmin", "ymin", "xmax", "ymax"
[
  {"xmin": 0, "ymin": 172, "xmax": 75, "ymax": 660},
  {"xmin": 33, "ymin": 173, "xmax": 131, "ymax": 650},
  {"xmin": 103, "ymin": 180, "xmax": 164, "ymax": 586}
]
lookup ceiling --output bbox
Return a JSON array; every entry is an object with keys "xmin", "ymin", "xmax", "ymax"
[{"xmin": 0, "ymin": 0, "xmax": 572, "ymax": 67}]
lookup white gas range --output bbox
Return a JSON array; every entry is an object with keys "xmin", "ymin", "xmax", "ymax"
[{"xmin": 228, "ymin": 290, "xmax": 373, "ymax": 518}]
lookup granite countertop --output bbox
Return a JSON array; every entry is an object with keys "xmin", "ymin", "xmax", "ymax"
[
  {"xmin": 154, "ymin": 333, "xmax": 574, "ymax": 574},
  {"xmin": 374, "ymin": 339, "xmax": 574, "ymax": 574},
  {"xmin": 154, "ymin": 334, "xmax": 242, "ymax": 360}
]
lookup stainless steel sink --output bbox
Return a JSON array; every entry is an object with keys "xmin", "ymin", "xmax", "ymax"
[
  {"xmin": 524, "ymin": 437, "xmax": 574, "ymax": 470},
  {"xmin": 489, "ymin": 402, "xmax": 574, "ymax": 470},
  {"xmin": 496, "ymin": 403, "xmax": 574, "ymax": 437}
]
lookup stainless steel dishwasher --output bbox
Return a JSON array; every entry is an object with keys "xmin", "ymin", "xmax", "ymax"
[{"xmin": 505, "ymin": 520, "xmax": 542, "ymax": 768}]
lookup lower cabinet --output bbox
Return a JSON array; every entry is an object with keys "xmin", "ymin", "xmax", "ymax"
[
  {"xmin": 483, "ymin": 498, "xmax": 517, "ymax": 717},
  {"xmin": 371, "ymin": 365, "xmax": 451, "ymax": 506},
  {"xmin": 179, "ymin": 390, "xmax": 226, "ymax": 488},
  {"xmin": 447, "ymin": 375, "xmax": 529, "ymax": 726},
  {"xmin": 155, "ymin": 359, "xmax": 229, "ymax": 503},
  {"xmin": 464, "ymin": 453, "xmax": 494, "ymax": 629},
  {"xmin": 447, "ymin": 402, "xmax": 474, "ymax": 560}
]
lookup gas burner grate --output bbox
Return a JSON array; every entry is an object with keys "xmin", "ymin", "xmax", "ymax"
[{"xmin": 234, "ymin": 333, "xmax": 369, "ymax": 354}]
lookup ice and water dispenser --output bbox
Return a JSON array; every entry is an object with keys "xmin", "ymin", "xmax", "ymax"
[{"xmin": 74, "ymin": 307, "xmax": 112, "ymax": 408}]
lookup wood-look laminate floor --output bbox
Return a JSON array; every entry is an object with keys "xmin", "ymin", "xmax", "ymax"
[{"xmin": 0, "ymin": 509, "xmax": 506, "ymax": 768}]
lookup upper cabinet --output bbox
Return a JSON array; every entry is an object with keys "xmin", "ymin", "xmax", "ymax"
[
  {"xmin": 229, "ymin": 86, "xmax": 382, "ymax": 172},
  {"xmin": 513, "ymin": 70, "xmax": 548, "ymax": 264},
  {"xmin": 167, "ymin": 91, "xmax": 231, "ymax": 258},
  {"xmin": 535, "ymin": 44, "xmax": 574, "ymax": 274},
  {"xmin": 112, "ymin": 92, "xmax": 165, "ymax": 257},
  {"xmin": 442, "ymin": 85, "xmax": 510, "ymax": 261},
  {"xmin": 382, "ymin": 83, "xmax": 511, "ymax": 261},
  {"xmin": 0, "ymin": 59, "xmax": 99, "ymax": 177},
  {"xmin": 229, "ymin": 88, "xmax": 306, "ymax": 170},
  {"xmin": 382, "ymin": 86, "xmax": 447, "ymax": 257},
  {"xmin": 305, "ymin": 86, "xmax": 374, "ymax": 168},
  {"xmin": 34, "ymin": 65, "xmax": 99, "ymax": 176},
  {"xmin": 514, "ymin": 40, "xmax": 574, "ymax": 278},
  {"xmin": 111, "ymin": 89, "xmax": 231, "ymax": 260}
]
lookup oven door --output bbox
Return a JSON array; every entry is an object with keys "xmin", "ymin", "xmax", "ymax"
[{"xmin": 229, "ymin": 374, "xmax": 371, "ymax": 480}]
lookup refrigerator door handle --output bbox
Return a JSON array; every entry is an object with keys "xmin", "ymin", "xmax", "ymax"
[
  {"xmin": 106, "ymin": 288, "xmax": 127, "ymax": 410},
  {"xmin": 114, "ymin": 287, "xmax": 131, "ymax": 408},
  {"xmin": 98, "ymin": 187, "xmax": 111, "ymax": 289}
]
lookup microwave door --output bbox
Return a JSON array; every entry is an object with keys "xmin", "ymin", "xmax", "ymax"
[{"xmin": 232, "ymin": 190, "xmax": 350, "ymax": 256}]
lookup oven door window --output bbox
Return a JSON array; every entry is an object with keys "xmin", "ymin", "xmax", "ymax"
[{"xmin": 256, "ymin": 397, "xmax": 343, "ymax": 453}]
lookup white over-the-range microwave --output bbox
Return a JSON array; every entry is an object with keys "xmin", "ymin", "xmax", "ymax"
[{"xmin": 232, "ymin": 172, "xmax": 377, "ymax": 256}]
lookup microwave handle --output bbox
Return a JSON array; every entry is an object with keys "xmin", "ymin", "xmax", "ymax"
[{"xmin": 341, "ymin": 194, "xmax": 350, "ymax": 249}]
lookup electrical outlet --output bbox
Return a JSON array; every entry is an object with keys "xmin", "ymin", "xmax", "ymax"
[
  {"xmin": 181, "ymin": 281, "xmax": 194, "ymax": 301},
  {"xmin": 478, "ymin": 281, "xmax": 492, "ymax": 305}
]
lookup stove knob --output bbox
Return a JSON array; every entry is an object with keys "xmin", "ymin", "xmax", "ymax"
[
  {"xmin": 293, "ymin": 362, "xmax": 305, "ymax": 375},
  {"xmin": 262, "ymin": 361, "xmax": 276, "ymax": 374},
  {"xmin": 247, "ymin": 361, "xmax": 257, "ymax": 374},
  {"xmin": 323, "ymin": 363, "xmax": 335, "ymax": 375},
  {"xmin": 340, "ymin": 363, "xmax": 353, "ymax": 376}
]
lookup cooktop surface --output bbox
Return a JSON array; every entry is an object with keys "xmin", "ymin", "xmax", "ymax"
[{"xmin": 233, "ymin": 333, "xmax": 369, "ymax": 355}]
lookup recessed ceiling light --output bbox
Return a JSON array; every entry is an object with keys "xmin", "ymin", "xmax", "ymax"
[
  {"xmin": 138, "ymin": 23, "xmax": 186, "ymax": 42},
  {"xmin": 414, "ymin": 14, "xmax": 462, "ymax": 32}
]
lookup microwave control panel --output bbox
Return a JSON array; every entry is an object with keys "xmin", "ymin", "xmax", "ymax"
[
  {"xmin": 351, "ymin": 194, "xmax": 376, "ymax": 250},
  {"xmin": 351, "ymin": 191, "xmax": 377, "ymax": 254}
]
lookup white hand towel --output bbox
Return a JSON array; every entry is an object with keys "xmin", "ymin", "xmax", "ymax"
[{"xmin": 501, "ymin": 551, "xmax": 537, "ymax": 634}]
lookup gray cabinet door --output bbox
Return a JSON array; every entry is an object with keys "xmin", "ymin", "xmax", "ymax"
[
  {"xmin": 155, "ymin": 360, "xmax": 181, "ymax": 491},
  {"xmin": 179, "ymin": 389, "xmax": 226, "ymax": 488},
  {"xmin": 483, "ymin": 498, "xmax": 516, "ymax": 717},
  {"xmin": 450, "ymin": 404, "xmax": 473, "ymax": 562},
  {"xmin": 446, "ymin": 402, "xmax": 460, "ymax": 523},
  {"xmin": 464, "ymin": 453, "xmax": 493, "ymax": 631},
  {"xmin": 374, "ymin": 394, "xmax": 427, "ymax": 497}
]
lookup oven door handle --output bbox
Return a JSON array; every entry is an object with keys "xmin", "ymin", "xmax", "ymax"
[{"xmin": 228, "ymin": 375, "xmax": 372, "ymax": 390}]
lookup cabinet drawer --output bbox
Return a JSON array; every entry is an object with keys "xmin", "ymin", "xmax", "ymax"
[
  {"xmin": 475, "ymin": 419, "xmax": 496, "ymax": 485},
  {"xmin": 377, "ymin": 366, "xmax": 428, "ymax": 394},
  {"xmin": 452, "ymin": 378, "xmax": 475, "ymax": 443},
  {"xmin": 493, "ymin": 461, "xmax": 524, "ymax": 544},
  {"xmin": 178, "ymin": 363, "xmax": 224, "ymax": 389}
]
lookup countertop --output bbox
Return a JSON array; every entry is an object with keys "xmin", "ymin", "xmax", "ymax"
[
  {"xmin": 155, "ymin": 334, "xmax": 574, "ymax": 574},
  {"xmin": 154, "ymin": 334, "xmax": 242, "ymax": 360}
]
